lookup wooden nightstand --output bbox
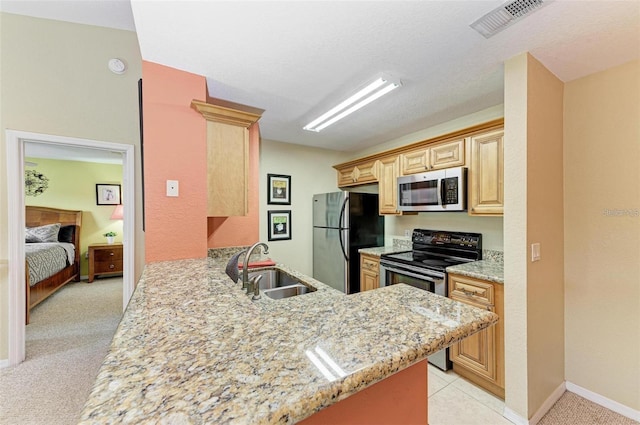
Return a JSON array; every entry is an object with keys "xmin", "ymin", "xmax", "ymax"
[{"xmin": 88, "ymin": 243, "xmax": 123, "ymax": 283}]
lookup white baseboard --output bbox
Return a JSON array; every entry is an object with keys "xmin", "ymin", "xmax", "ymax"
[
  {"xmin": 0, "ymin": 358, "xmax": 9, "ymax": 369},
  {"xmin": 503, "ymin": 407, "xmax": 528, "ymax": 425},
  {"xmin": 503, "ymin": 382, "xmax": 566, "ymax": 425},
  {"xmin": 566, "ymin": 381, "xmax": 640, "ymax": 422}
]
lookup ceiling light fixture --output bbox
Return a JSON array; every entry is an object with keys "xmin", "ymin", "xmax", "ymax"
[{"xmin": 303, "ymin": 74, "xmax": 402, "ymax": 132}]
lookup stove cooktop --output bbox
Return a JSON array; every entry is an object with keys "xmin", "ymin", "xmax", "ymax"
[{"xmin": 381, "ymin": 229, "xmax": 483, "ymax": 272}]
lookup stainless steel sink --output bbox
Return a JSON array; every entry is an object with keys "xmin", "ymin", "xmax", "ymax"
[
  {"xmin": 247, "ymin": 268, "xmax": 316, "ymax": 299},
  {"xmin": 263, "ymin": 284, "xmax": 313, "ymax": 299},
  {"xmin": 248, "ymin": 269, "xmax": 302, "ymax": 290}
]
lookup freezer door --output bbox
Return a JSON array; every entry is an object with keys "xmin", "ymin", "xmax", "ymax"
[
  {"xmin": 313, "ymin": 227, "xmax": 348, "ymax": 293},
  {"xmin": 313, "ymin": 192, "xmax": 348, "ymax": 228}
]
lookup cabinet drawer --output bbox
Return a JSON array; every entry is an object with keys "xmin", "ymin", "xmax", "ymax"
[
  {"xmin": 361, "ymin": 256, "xmax": 379, "ymax": 272},
  {"xmin": 94, "ymin": 249, "xmax": 123, "ymax": 261},
  {"xmin": 449, "ymin": 274, "xmax": 494, "ymax": 305},
  {"xmin": 94, "ymin": 260, "xmax": 123, "ymax": 274}
]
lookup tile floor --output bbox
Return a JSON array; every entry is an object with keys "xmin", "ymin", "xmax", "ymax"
[{"xmin": 428, "ymin": 364, "xmax": 514, "ymax": 425}]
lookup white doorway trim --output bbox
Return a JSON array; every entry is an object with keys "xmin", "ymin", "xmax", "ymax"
[{"xmin": 6, "ymin": 130, "xmax": 136, "ymax": 367}]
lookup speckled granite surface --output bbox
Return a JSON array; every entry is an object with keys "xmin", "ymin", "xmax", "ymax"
[
  {"xmin": 358, "ymin": 246, "xmax": 398, "ymax": 257},
  {"xmin": 446, "ymin": 259, "xmax": 504, "ymax": 284},
  {"xmin": 80, "ymin": 251, "xmax": 498, "ymax": 425}
]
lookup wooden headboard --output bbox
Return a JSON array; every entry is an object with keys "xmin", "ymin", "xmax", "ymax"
[{"xmin": 26, "ymin": 206, "xmax": 83, "ymax": 264}]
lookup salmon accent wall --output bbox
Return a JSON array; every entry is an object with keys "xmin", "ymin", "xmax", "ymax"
[
  {"xmin": 207, "ymin": 123, "xmax": 260, "ymax": 248},
  {"xmin": 142, "ymin": 61, "xmax": 208, "ymax": 262}
]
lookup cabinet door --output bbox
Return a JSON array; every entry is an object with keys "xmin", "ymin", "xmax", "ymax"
[
  {"xmin": 337, "ymin": 161, "xmax": 379, "ymax": 187},
  {"xmin": 469, "ymin": 130, "xmax": 504, "ymax": 215},
  {"xmin": 449, "ymin": 273, "xmax": 504, "ymax": 398},
  {"xmin": 207, "ymin": 121, "xmax": 249, "ymax": 217},
  {"xmin": 430, "ymin": 138, "xmax": 465, "ymax": 170},
  {"xmin": 378, "ymin": 156, "xmax": 401, "ymax": 215},
  {"xmin": 401, "ymin": 148, "xmax": 430, "ymax": 175},
  {"xmin": 449, "ymin": 298, "xmax": 497, "ymax": 382},
  {"xmin": 360, "ymin": 254, "xmax": 380, "ymax": 292}
]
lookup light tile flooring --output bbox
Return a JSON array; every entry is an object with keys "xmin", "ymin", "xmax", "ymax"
[{"xmin": 428, "ymin": 364, "xmax": 514, "ymax": 425}]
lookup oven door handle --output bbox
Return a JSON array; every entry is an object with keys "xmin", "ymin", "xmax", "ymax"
[{"xmin": 381, "ymin": 265, "xmax": 438, "ymax": 283}]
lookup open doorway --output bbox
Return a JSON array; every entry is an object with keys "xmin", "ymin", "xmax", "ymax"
[{"xmin": 6, "ymin": 130, "xmax": 135, "ymax": 367}]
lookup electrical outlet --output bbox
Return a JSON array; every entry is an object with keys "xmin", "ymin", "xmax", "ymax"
[{"xmin": 404, "ymin": 229, "xmax": 411, "ymax": 238}]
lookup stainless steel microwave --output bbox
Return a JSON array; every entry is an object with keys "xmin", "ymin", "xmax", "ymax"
[{"xmin": 397, "ymin": 167, "xmax": 467, "ymax": 212}]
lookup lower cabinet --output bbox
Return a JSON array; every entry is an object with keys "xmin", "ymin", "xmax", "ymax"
[
  {"xmin": 360, "ymin": 254, "xmax": 380, "ymax": 292},
  {"xmin": 448, "ymin": 273, "xmax": 504, "ymax": 399}
]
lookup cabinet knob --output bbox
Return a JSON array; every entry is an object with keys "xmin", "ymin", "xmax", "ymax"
[
  {"xmin": 109, "ymin": 264, "xmax": 115, "ymax": 269},
  {"xmin": 110, "ymin": 252, "xmax": 114, "ymax": 256}
]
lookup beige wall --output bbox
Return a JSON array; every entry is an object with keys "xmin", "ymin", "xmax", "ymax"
[
  {"xmin": 260, "ymin": 140, "xmax": 349, "ymax": 276},
  {"xmin": 0, "ymin": 14, "xmax": 143, "ymax": 360},
  {"xmin": 564, "ymin": 60, "xmax": 640, "ymax": 410},
  {"xmin": 525, "ymin": 54, "xmax": 565, "ymax": 415},
  {"xmin": 504, "ymin": 53, "xmax": 565, "ymax": 419}
]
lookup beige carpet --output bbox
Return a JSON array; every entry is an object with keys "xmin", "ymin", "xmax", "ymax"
[
  {"xmin": 0, "ymin": 278, "xmax": 122, "ymax": 425},
  {"xmin": 539, "ymin": 391, "xmax": 639, "ymax": 425}
]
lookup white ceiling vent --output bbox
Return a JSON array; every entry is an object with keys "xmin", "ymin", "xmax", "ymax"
[{"xmin": 471, "ymin": 0, "xmax": 552, "ymax": 38}]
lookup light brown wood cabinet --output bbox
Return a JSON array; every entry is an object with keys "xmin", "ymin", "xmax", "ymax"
[
  {"xmin": 337, "ymin": 160, "xmax": 379, "ymax": 187},
  {"xmin": 360, "ymin": 253, "xmax": 380, "ymax": 292},
  {"xmin": 401, "ymin": 138, "xmax": 466, "ymax": 175},
  {"xmin": 191, "ymin": 100, "xmax": 262, "ymax": 217},
  {"xmin": 377, "ymin": 156, "xmax": 401, "ymax": 215},
  {"xmin": 449, "ymin": 273, "xmax": 504, "ymax": 399},
  {"xmin": 469, "ymin": 129, "xmax": 504, "ymax": 215}
]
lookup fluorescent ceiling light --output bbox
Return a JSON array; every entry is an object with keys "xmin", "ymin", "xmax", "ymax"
[{"xmin": 303, "ymin": 74, "xmax": 401, "ymax": 132}]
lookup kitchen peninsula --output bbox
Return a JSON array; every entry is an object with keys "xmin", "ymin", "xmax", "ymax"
[{"xmin": 79, "ymin": 249, "xmax": 498, "ymax": 424}]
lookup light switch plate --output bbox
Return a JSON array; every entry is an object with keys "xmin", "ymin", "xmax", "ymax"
[
  {"xmin": 166, "ymin": 180, "xmax": 179, "ymax": 197},
  {"xmin": 531, "ymin": 243, "xmax": 541, "ymax": 262}
]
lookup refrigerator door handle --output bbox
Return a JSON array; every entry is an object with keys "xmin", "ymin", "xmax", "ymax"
[{"xmin": 338, "ymin": 196, "xmax": 349, "ymax": 261}]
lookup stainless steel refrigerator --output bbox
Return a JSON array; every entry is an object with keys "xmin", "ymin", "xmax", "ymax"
[{"xmin": 313, "ymin": 192, "xmax": 384, "ymax": 294}]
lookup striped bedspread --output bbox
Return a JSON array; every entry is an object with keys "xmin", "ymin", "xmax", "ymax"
[{"xmin": 25, "ymin": 243, "xmax": 75, "ymax": 286}]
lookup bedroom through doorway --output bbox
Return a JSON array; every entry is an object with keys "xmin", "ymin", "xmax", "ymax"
[{"xmin": 6, "ymin": 130, "xmax": 135, "ymax": 367}]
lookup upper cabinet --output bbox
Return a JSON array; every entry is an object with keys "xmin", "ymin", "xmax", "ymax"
[
  {"xmin": 401, "ymin": 138, "xmax": 466, "ymax": 175},
  {"xmin": 191, "ymin": 100, "xmax": 262, "ymax": 217},
  {"xmin": 337, "ymin": 160, "xmax": 379, "ymax": 187},
  {"xmin": 378, "ymin": 156, "xmax": 401, "ymax": 215},
  {"xmin": 469, "ymin": 129, "xmax": 504, "ymax": 216},
  {"xmin": 333, "ymin": 119, "xmax": 503, "ymax": 216}
]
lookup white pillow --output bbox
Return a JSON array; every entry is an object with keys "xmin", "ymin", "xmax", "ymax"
[{"xmin": 25, "ymin": 223, "xmax": 61, "ymax": 243}]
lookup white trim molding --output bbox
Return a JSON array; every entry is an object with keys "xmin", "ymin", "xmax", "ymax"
[
  {"xmin": 5, "ymin": 129, "xmax": 136, "ymax": 367},
  {"xmin": 566, "ymin": 381, "xmax": 640, "ymax": 422}
]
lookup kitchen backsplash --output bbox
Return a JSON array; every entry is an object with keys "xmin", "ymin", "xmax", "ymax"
[
  {"xmin": 482, "ymin": 249, "xmax": 503, "ymax": 263},
  {"xmin": 392, "ymin": 238, "xmax": 412, "ymax": 250}
]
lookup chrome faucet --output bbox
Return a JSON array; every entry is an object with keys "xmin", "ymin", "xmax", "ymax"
[{"xmin": 242, "ymin": 242, "xmax": 269, "ymax": 289}]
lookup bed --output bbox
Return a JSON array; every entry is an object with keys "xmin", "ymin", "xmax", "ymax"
[{"xmin": 25, "ymin": 206, "xmax": 82, "ymax": 324}]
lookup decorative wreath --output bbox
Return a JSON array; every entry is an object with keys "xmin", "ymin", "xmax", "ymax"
[{"xmin": 25, "ymin": 170, "xmax": 49, "ymax": 197}]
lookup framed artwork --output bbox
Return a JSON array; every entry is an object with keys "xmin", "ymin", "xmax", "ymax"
[
  {"xmin": 267, "ymin": 174, "xmax": 291, "ymax": 205},
  {"xmin": 96, "ymin": 184, "xmax": 122, "ymax": 205},
  {"xmin": 268, "ymin": 210, "xmax": 291, "ymax": 241}
]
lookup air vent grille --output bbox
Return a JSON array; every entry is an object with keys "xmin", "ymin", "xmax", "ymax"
[{"xmin": 471, "ymin": 0, "xmax": 550, "ymax": 38}]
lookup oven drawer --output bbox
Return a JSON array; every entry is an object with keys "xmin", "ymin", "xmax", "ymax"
[{"xmin": 449, "ymin": 274, "xmax": 494, "ymax": 305}]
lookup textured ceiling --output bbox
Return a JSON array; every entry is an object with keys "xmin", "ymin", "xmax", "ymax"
[{"xmin": 3, "ymin": 0, "xmax": 640, "ymax": 152}]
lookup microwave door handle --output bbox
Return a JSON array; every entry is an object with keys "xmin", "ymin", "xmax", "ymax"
[{"xmin": 440, "ymin": 178, "xmax": 446, "ymax": 206}]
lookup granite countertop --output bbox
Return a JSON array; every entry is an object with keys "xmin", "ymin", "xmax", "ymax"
[
  {"xmin": 80, "ymin": 251, "xmax": 498, "ymax": 424},
  {"xmin": 358, "ymin": 245, "xmax": 401, "ymax": 257},
  {"xmin": 446, "ymin": 260, "xmax": 504, "ymax": 284}
]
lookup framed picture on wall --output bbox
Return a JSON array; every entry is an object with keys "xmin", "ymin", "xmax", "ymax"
[
  {"xmin": 96, "ymin": 184, "xmax": 121, "ymax": 205},
  {"xmin": 267, "ymin": 174, "xmax": 291, "ymax": 205},
  {"xmin": 268, "ymin": 210, "xmax": 291, "ymax": 241}
]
